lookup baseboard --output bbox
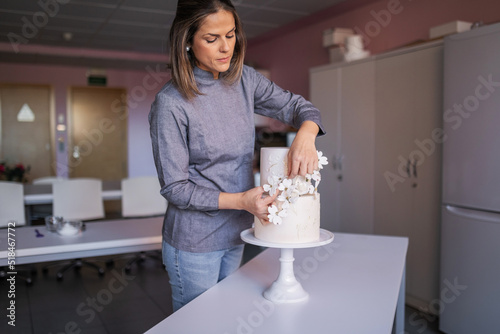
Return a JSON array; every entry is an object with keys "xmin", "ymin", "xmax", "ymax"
[{"xmin": 406, "ymin": 294, "xmax": 440, "ymax": 316}]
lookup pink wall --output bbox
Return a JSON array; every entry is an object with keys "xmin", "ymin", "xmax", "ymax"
[
  {"xmin": 2, "ymin": 0, "xmax": 500, "ymax": 177},
  {"xmin": 0, "ymin": 62, "xmax": 170, "ymax": 178},
  {"xmin": 246, "ymin": 0, "xmax": 500, "ymax": 99}
]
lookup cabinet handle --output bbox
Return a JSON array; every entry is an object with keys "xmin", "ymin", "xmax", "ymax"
[
  {"xmin": 406, "ymin": 159, "xmax": 411, "ymax": 177},
  {"xmin": 338, "ymin": 155, "xmax": 344, "ymax": 171},
  {"xmin": 332, "ymin": 154, "xmax": 337, "ymax": 170},
  {"xmin": 412, "ymin": 158, "xmax": 418, "ymax": 178}
]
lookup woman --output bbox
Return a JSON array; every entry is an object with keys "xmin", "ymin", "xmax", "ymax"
[{"xmin": 149, "ymin": 0, "xmax": 325, "ymax": 312}]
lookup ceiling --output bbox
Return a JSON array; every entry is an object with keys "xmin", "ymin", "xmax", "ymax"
[{"xmin": 0, "ymin": 0, "xmax": 378, "ymax": 69}]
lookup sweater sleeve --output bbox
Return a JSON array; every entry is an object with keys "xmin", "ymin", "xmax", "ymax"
[
  {"xmin": 250, "ymin": 67, "xmax": 326, "ymax": 135},
  {"xmin": 149, "ymin": 92, "xmax": 220, "ymax": 213}
]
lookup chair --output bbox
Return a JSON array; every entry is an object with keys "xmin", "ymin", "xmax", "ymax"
[
  {"xmin": 29, "ymin": 176, "xmax": 67, "ymax": 222},
  {"xmin": 121, "ymin": 176, "xmax": 167, "ymax": 217},
  {"xmin": 107, "ymin": 176, "xmax": 167, "ymax": 272},
  {"xmin": 44, "ymin": 178, "xmax": 106, "ymax": 280},
  {"xmin": 53, "ymin": 178, "xmax": 105, "ymax": 221},
  {"xmin": 0, "ymin": 181, "xmax": 26, "ymax": 227},
  {"xmin": 0, "ymin": 181, "xmax": 33, "ymax": 285}
]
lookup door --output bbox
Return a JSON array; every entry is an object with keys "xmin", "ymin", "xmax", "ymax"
[
  {"xmin": 339, "ymin": 60, "xmax": 375, "ymax": 234},
  {"xmin": 310, "ymin": 66, "xmax": 340, "ymax": 232},
  {"xmin": 374, "ymin": 51, "xmax": 416, "ymax": 238},
  {"xmin": 0, "ymin": 84, "xmax": 53, "ymax": 181},
  {"xmin": 442, "ymin": 25, "xmax": 500, "ymax": 212},
  {"xmin": 69, "ymin": 87, "xmax": 127, "ymax": 181},
  {"xmin": 374, "ymin": 43, "xmax": 443, "ymax": 308},
  {"xmin": 440, "ymin": 205, "xmax": 500, "ymax": 334}
]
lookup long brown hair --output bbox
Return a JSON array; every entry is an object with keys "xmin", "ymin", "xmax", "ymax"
[{"xmin": 169, "ymin": 0, "xmax": 246, "ymax": 99}]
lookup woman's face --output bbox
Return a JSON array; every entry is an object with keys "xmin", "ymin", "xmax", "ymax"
[{"xmin": 191, "ymin": 10, "xmax": 236, "ymax": 79}]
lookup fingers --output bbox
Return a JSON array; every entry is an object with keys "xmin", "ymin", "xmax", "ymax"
[
  {"xmin": 287, "ymin": 152, "xmax": 318, "ymax": 178},
  {"xmin": 263, "ymin": 189, "xmax": 279, "ymax": 205}
]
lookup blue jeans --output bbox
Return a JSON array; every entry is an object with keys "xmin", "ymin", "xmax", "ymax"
[{"xmin": 162, "ymin": 240, "xmax": 245, "ymax": 312}]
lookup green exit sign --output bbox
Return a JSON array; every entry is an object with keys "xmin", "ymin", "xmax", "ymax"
[{"xmin": 88, "ymin": 76, "xmax": 107, "ymax": 86}]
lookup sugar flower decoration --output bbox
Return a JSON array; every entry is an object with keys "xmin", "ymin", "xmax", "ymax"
[
  {"xmin": 318, "ymin": 151, "xmax": 328, "ymax": 169},
  {"xmin": 267, "ymin": 204, "xmax": 287, "ymax": 225},
  {"xmin": 263, "ymin": 150, "xmax": 328, "ymax": 225}
]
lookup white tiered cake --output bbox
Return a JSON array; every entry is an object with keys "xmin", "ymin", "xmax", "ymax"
[{"xmin": 254, "ymin": 147, "xmax": 327, "ymax": 244}]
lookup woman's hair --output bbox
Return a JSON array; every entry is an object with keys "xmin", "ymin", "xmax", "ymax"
[{"xmin": 169, "ymin": 0, "xmax": 247, "ymax": 99}]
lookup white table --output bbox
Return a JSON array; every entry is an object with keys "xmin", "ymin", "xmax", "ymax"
[
  {"xmin": 23, "ymin": 181, "xmax": 122, "ymax": 205},
  {"xmin": 0, "ymin": 216, "xmax": 163, "ymax": 265},
  {"xmin": 146, "ymin": 232, "xmax": 408, "ymax": 334}
]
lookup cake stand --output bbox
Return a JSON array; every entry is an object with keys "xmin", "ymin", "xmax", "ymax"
[{"xmin": 240, "ymin": 228, "xmax": 334, "ymax": 304}]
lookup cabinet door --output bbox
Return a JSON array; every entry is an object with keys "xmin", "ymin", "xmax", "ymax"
[
  {"xmin": 374, "ymin": 52, "xmax": 416, "ymax": 238},
  {"xmin": 310, "ymin": 67, "xmax": 340, "ymax": 232},
  {"xmin": 407, "ymin": 45, "xmax": 443, "ymax": 305},
  {"xmin": 339, "ymin": 61, "xmax": 375, "ymax": 234},
  {"xmin": 374, "ymin": 44, "xmax": 443, "ymax": 307}
]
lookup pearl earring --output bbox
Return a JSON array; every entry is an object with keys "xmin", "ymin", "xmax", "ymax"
[{"xmin": 186, "ymin": 46, "xmax": 190, "ymax": 52}]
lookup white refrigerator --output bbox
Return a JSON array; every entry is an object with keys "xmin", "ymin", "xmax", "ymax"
[{"xmin": 440, "ymin": 23, "xmax": 500, "ymax": 333}]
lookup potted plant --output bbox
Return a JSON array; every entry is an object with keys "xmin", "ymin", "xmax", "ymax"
[{"xmin": 0, "ymin": 162, "xmax": 30, "ymax": 183}]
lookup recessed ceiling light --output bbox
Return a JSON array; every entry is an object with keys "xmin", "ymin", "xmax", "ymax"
[{"xmin": 63, "ymin": 32, "xmax": 73, "ymax": 41}]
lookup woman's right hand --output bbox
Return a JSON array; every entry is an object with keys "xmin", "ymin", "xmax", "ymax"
[
  {"xmin": 219, "ymin": 187, "xmax": 279, "ymax": 223},
  {"xmin": 239, "ymin": 186, "xmax": 279, "ymax": 224}
]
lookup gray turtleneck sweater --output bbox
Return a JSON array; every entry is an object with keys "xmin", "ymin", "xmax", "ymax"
[{"xmin": 149, "ymin": 65, "xmax": 324, "ymax": 252}]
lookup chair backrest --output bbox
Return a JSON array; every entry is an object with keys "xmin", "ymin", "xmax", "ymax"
[
  {"xmin": 53, "ymin": 178, "xmax": 105, "ymax": 221},
  {"xmin": 0, "ymin": 181, "xmax": 26, "ymax": 227},
  {"xmin": 121, "ymin": 176, "xmax": 167, "ymax": 217},
  {"xmin": 32, "ymin": 176, "xmax": 67, "ymax": 185}
]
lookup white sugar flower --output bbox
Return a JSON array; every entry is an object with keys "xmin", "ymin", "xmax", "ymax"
[
  {"xmin": 288, "ymin": 190, "xmax": 299, "ymax": 203},
  {"xmin": 317, "ymin": 151, "xmax": 328, "ymax": 169},
  {"xmin": 263, "ymin": 176, "xmax": 280, "ymax": 196},
  {"xmin": 311, "ymin": 170, "xmax": 321, "ymax": 182},
  {"xmin": 293, "ymin": 175, "xmax": 309, "ymax": 195},
  {"xmin": 277, "ymin": 193, "xmax": 288, "ymax": 203},
  {"xmin": 278, "ymin": 208, "xmax": 288, "ymax": 219},
  {"xmin": 267, "ymin": 205, "xmax": 281, "ymax": 224},
  {"xmin": 269, "ymin": 206, "xmax": 286, "ymax": 224},
  {"xmin": 278, "ymin": 178, "xmax": 293, "ymax": 192},
  {"xmin": 308, "ymin": 184, "xmax": 315, "ymax": 194}
]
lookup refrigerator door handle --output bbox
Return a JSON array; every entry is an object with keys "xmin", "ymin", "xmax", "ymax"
[{"xmin": 445, "ymin": 205, "xmax": 500, "ymax": 224}]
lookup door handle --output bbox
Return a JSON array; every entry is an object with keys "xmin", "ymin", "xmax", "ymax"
[
  {"xmin": 412, "ymin": 158, "xmax": 418, "ymax": 178},
  {"xmin": 445, "ymin": 205, "xmax": 500, "ymax": 224},
  {"xmin": 72, "ymin": 146, "xmax": 81, "ymax": 159},
  {"xmin": 338, "ymin": 155, "xmax": 344, "ymax": 171}
]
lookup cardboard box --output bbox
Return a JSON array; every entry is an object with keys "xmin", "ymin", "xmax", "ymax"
[
  {"xmin": 328, "ymin": 45, "xmax": 345, "ymax": 63},
  {"xmin": 323, "ymin": 28, "xmax": 354, "ymax": 47},
  {"xmin": 429, "ymin": 21, "xmax": 472, "ymax": 39}
]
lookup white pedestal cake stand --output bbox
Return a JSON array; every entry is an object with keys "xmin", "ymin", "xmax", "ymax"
[{"xmin": 240, "ymin": 228, "xmax": 334, "ymax": 304}]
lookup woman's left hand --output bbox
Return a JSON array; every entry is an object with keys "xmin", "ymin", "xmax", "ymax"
[{"xmin": 287, "ymin": 121, "xmax": 319, "ymax": 178}]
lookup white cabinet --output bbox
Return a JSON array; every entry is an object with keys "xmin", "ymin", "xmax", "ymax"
[
  {"xmin": 311, "ymin": 60, "xmax": 375, "ymax": 234},
  {"xmin": 310, "ymin": 41, "xmax": 443, "ymax": 310}
]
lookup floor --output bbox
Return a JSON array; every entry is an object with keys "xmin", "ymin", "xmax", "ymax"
[{"xmin": 1, "ymin": 244, "xmax": 443, "ymax": 334}]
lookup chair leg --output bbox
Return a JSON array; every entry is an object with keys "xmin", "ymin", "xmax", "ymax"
[
  {"xmin": 0, "ymin": 266, "xmax": 35, "ymax": 286},
  {"xmin": 124, "ymin": 250, "xmax": 164, "ymax": 273},
  {"xmin": 43, "ymin": 259, "xmax": 106, "ymax": 280}
]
